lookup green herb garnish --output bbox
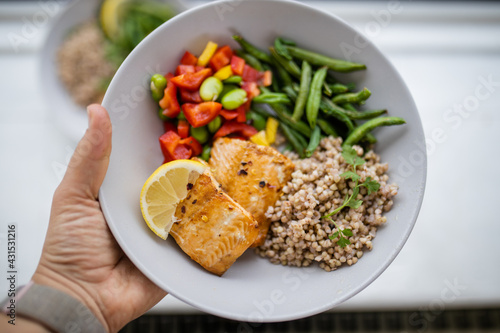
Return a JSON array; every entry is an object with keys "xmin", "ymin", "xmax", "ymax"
[{"xmin": 323, "ymin": 146, "xmax": 380, "ymax": 247}]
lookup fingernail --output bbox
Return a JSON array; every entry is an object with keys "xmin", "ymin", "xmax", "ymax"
[{"xmin": 87, "ymin": 106, "xmax": 93, "ymax": 128}]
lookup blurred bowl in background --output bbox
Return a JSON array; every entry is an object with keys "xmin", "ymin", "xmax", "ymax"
[{"xmin": 39, "ymin": 0, "xmax": 185, "ymax": 142}]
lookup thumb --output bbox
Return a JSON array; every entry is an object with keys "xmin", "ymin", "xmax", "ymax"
[{"xmin": 60, "ymin": 104, "xmax": 112, "ymax": 200}]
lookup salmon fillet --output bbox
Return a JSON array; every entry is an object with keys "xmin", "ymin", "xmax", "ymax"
[
  {"xmin": 209, "ymin": 138, "xmax": 295, "ymax": 247},
  {"xmin": 170, "ymin": 170, "xmax": 259, "ymax": 276}
]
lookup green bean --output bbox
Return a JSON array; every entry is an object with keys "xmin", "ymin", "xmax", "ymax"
[
  {"xmin": 280, "ymin": 123, "xmax": 305, "ymax": 158},
  {"xmin": 274, "ymin": 37, "xmax": 292, "ymax": 60},
  {"xmin": 270, "ymin": 103, "xmax": 312, "ymax": 137},
  {"xmin": 259, "ymin": 86, "xmax": 272, "ymax": 94},
  {"xmin": 177, "ymin": 111, "xmax": 186, "ymax": 120},
  {"xmin": 223, "ymin": 76, "xmax": 242, "ymax": 85},
  {"xmin": 363, "ymin": 133, "xmax": 378, "ymax": 144},
  {"xmin": 272, "ymin": 59, "xmax": 293, "ymax": 88},
  {"xmin": 317, "ymin": 118, "xmax": 338, "ymax": 137},
  {"xmin": 221, "ymin": 88, "xmax": 247, "ymax": 109},
  {"xmin": 247, "ymin": 111, "xmax": 267, "ymax": 131},
  {"xmin": 252, "ymin": 92, "xmax": 291, "ymax": 104},
  {"xmin": 207, "ymin": 116, "xmax": 222, "ymax": 133},
  {"xmin": 285, "ymin": 46, "xmax": 367, "ymax": 72},
  {"xmin": 254, "ymin": 103, "xmax": 311, "ymax": 137},
  {"xmin": 190, "ymin": 126, "xmax": 209, "ymax": 144},
  {"xmin": 330, "ymin": 83, "xmax": 350, "ymax": 94},
  {"xmin": 199, "ymin": 77, "xmax": 223, "ymax": 101},
  {"xmin": 200, "ymin": 145, "xmax": 211, "ymax": 162},
  {"xmin": 269, "ymin": 47, "xmax": 301, "ymax": 79},
  {"xmin": 306, "ymin": 66, "xmax": 328, "ymax": 129},
  {"xmin": 150, "ymin": 74, "xmax": 167, "ymax": 101},
  {"xmin": 282, "ymin": 85, "xmax": 297, "ymax": 102},
  {"xmin": 342, "ymin": 116, "xmax": 406, "ymax": 148},
  {"xmin": 344, "ymin": 108, "xmax": 387, "ymax": 120},
  {"xmin": 323, "ymin": 82, "xmax": 333, "ymax": 97},
  {"xmin": 292, "ymin": 60, "xmax": 312, "ymax": 122},
  {"xmin": 277, "ymin": 37, "xmax": 296, "ymax": 46},
  {"xmin": 332, "ymin": 88, "xmax": 371, "ymax": 105},
  {"xmin": 320, "ymin": 97, "xmax": 354, "ymax": 132},
  {"xmin": 305, "ymin": 126, "xmax": 321, "ymax": 157},
  {"xmin": 332, "ymin": 101, "xmax": 387, "ymax": 120},
  {"xmin": 232, "ymin": 35, "xmax": 272, "ymax": 63},
  {"xmin": 235, "ymin": 49, "xmax": 263, "ymax": 71}
]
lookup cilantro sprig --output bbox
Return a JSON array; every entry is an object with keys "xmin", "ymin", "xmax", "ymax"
[{"xmin": 323, "ymin": 146, "xmax": 381, "ymax": 247}]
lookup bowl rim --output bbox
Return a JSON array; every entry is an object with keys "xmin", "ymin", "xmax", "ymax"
[{"xmin": 101, "ymin": 0, "xmax": 427, "ymax": 322}]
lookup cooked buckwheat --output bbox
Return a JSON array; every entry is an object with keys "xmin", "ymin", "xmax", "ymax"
[{"xmin": 256, "ymin": 137, "xmax": 398, "ymax": 271}]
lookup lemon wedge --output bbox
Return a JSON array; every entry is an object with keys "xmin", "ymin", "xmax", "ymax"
[
  {"xmin": 140, "ymin": 160, "xmax": 208, "ymax": 239},
  {"xmin": 100, "ymin": 0, "xmax": 128, "ymax": 40}
]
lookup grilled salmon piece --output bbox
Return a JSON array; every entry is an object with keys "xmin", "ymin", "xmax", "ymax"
[
  {"xmin": 170, "ymin": 170, "xmax": 259, "ymax": 276},
  {"xmin": 209, "ymin": 138, "xmax": 294, "ymax": 247}
]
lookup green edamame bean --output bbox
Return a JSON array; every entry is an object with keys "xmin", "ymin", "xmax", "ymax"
[
  {"xmin": 221, "ymin": 88, "xmax": 247, "ymax": 110},
  {"xmin": 285, "ymin": 46, "xmax": 367, "ymax": 73},
  {"xmin": 151, "ymin": 74, "xmax": 167, "ymax": 101},
  {"xmin": 305, "ymin": 126, "xmax": 321, "ymax": 157},
  {"xmin": 247, "ymin": 111, "xmax": 267, "ymax": 131},
  {"xmin": 158, "ymin": 109, "xmax": 169, "ymax": 121},
  {"xmin": 223, "ymin": 76, "xmax": 243, "ymax": 85},
  {"xmin": 208, "ymin": 116, "xmax": 222, "ymax": 133},
  {"xmin": 200, "ymin": 145, "xmax": 211, "ymax": 161},
  {"xmin": 306, "ymin": 66, "xmax": 328, "ymax": 129},
  {"xmin": 292, "ymin": 60, "xmax": 312, "ymax": 122},
  {"xmin": 342, "ymin": 116, "xmax": 406, "ymax": 148},
  {"xmin": 332, "ymin": 88, "xmax": 371, "ymax": 105},
  {"xmin": 200, "ymin": 77, "xmax": 223, "ymax": 101},
  {"xmin": 190, "ymin": 126, "xmax": 210, "ymax": 144}
]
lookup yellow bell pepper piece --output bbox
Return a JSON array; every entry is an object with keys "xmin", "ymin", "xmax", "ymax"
[
  {"xmin": 250, "ymin": 130, "xmax": 270, "ymax": 146},
  {"xmin": 197, "ymin": 41, "xmax": 218, "ymax": 67},
  {"xmin": 213, "ymin": 65, "xmax": 233, "ymax": 81},
  {"xmin": 265, "ymin": 117, "xmax": 279, "ymax": 144}
]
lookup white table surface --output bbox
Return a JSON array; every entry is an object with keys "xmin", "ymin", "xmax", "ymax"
[{"xmin": 1, "ymin": 0, "xmax": 499, "ymax": 316}]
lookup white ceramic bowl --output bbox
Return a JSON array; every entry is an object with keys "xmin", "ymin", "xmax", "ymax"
[
  {"xmin": 100, "ymin": 0, "xmax": 426, "ymax": 322},
  {"xmin": 39, "ymin": 0, "xmax": 185, "ymax": 142}
]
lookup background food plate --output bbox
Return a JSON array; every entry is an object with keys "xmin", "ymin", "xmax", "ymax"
[
  {"xmin": 39, "ymin": 0, "xmax": 185, "ymax": 142},
  {"xmin": 100, "ymin": 0, "xmax": 426, "ymax": 322}
]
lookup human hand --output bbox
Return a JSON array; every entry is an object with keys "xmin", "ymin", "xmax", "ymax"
[{"xmin": 32, "ymin": 105, "xmax": 167, "ymax": 332}]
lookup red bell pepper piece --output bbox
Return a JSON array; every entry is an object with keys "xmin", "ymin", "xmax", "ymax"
[
  {"xmin": 258, "ymin": 70, "xmax": 273, "ymax": 87},
  {"xmin": 241, "ymin": 81, "xmax": 261, "ymax": 100},
  {"xmin": 230, "ymin": 55, "xmax": 245, "ymax": 76},
  {"xmin": 242, "ymin": 64, "xmax": 260, "ymax": 82},
  {"xmin": 179, "ymin": 137, "xmax": 203, "ymax": 156},
  {"xmin": 179, "ymin": 88, "xmax": 203, "ymax": 103},
  {"xmin": 170, "ymin": 68, "xmax": 212, "ymax": 91},
  {"xmin": 195, "ymin": 65, "xmax": 206, "ymax": 72},
  {"xmin": 213, "ymin": 120, "xmax": 258, "ymax": 139},
  {"xmin": 209, "ymin": 45, "xmax": 233, "ymax": 72},
  {"xmin": 177, "ymin": 120, "xmax": 190, "ymax": 139},
  {"xmin": 180, "ymin": 51, "xmax": 198, "ymax": 66},
  {"xmin": 236, "ymin": 106, "xmax": 246, "ymax": 123},
  {"xmin": 219, "ymin": 109, "xmax": 239, "ymax": 120},
  {"xmin": 159, "ymin": 130, "xmax": 192, "ymax": 162},
  {"xmin": 163, "ymin": 121, "xmax": 176, "ymax": 133},
  {"xmin": 159, "ymin": 73, "xmax": 181, "ymax": 118},
  {"xmin": 182, "ymin": 102, "xmax": 222, "ymax": 128},
  {"xmin": 175, "ymin": 65, "xmax": 195, "ymax": 76}
]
